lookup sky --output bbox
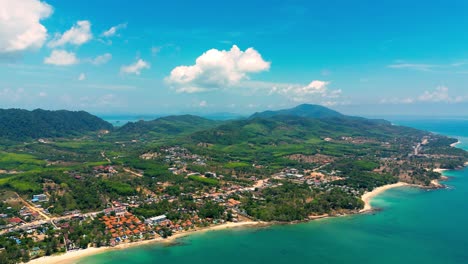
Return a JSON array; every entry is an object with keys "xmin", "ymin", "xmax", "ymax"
[{"xmin": 1, "ymin": 0, "xmax": 468, "ymax": 116}]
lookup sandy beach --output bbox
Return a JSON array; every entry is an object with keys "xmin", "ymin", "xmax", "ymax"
[
  {"xmin": 360, "ymin": 182, "xmax": 410, "ymax": 213},
  {"xmin": 434, "ymin": 168, "xmax": 448, "ymax": 173},
  {"xmin": 450, "ymin": 140, "xmax": 461, "ymax": 147},
  {"xmin": 25, "ymin": 165, "xmax": 461, "ymax": 264},
  {"xmin": 26, "ymin": 221, "xmax": 264, "ymax": 264}
]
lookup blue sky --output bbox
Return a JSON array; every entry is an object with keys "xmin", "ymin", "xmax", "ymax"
[{"xmin": 1, "ymin": 0, "xmax": 468, "ymax": 116}]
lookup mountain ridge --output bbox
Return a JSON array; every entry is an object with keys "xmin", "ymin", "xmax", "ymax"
[{"xmin": 0, "ymin": 108, "xmax": 112, "ymax": 140}]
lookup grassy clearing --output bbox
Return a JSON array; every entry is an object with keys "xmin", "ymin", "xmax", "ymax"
[
  {"xmin": 0, "ymin": 152, "xmax": 46, "ymax": 171},
  {"xmin": 188, "ymin": 175, "xmax": 219, "ymax": 185}
]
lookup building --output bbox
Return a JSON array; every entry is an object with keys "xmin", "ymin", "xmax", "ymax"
[
  {"xmin": 145, "ymin": 215, "xmax": 167, "ymax": 225},
  {"xmin": 32, "ymin": 194, "xmax": 48, "ymax": 203},
  {"xmin": 114, "ymin": 206, "xmax": 127, "ymax": 217}
]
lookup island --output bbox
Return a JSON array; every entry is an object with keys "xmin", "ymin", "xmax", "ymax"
[{"xmin": 0, "ymin": 104, "xmax": 466, "ymax": 263}]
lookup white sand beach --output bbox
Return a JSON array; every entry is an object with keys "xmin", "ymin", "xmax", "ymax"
[
  {"xmin": 450, "ymin": 140, "xmax": 461, "ymax": 147},
  {"xmin": 360, "ymin": 182, "xmax": 410, "ymax": 213},
  {"xmin": 26, "ymin": 221, "xmax": 264, "ymax": 264}
]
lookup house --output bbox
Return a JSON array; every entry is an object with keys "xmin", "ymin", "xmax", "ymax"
[
  {"xmin": 205, "ymin": 172, "xmax": 217, "ymax": 178},
  {"xmin": 32, "ymin": 194, "xmax": 48, "ymax": 203},
  {"xmin": 8, "ymin": 217, "xmax": 23, "ymax": 225},
  {"xmin": 227, "ymin": 199, "xmax": 241, "ymax": 207},
  {"xmin": 145, "ymin": 215, "xmax": 167, "ymax": 225}
]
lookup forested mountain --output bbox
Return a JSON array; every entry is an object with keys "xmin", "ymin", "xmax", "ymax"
[
  {"xmin": 250, "ymin": 104, "xmax": 344, "ymax": 119},
  {"xmin": 117, "ymin": 115, "xmax": 221, "ymax": 137},
  {"xmin": 0, "ymin": 109, "xmax": 112, "ymax": 140},
  {"xmin": 190, "ymin": 108, "xmax": 423, "ymax": 146}
]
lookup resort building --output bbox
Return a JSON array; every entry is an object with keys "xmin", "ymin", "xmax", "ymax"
[{"xmin": 145, "ymin": 215, "xmax": 167, "ymax": 225}]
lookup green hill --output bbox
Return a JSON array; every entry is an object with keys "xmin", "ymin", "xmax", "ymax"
[
  {"xmin": 0, "ymin": 109, "xmax": 112, "ymax": 140},
  {"xmin": 250, "ymin": 104, "xmax": 344, "ymax": 119},
  {"xmin": 117, "ymin": 115, "xmax": 221, "ymax": 138},
  {"xmin": 191, "ymin": 108, "xmax": 421, "ymax": 146}
]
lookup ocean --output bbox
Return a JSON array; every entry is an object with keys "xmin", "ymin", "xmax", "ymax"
[{"xmin": 80, "ymin": 119, "xmax": 468, "ymax": 264}]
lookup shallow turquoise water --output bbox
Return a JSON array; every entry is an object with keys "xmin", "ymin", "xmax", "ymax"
[{"xmin": 81, "ymin": 119, "xmax": 468, "ymax": 264}]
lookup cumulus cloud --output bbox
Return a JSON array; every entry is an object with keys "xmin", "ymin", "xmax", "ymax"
[
  {"xmin": 418, "ymin": 86, "xmax": 450, "ymax": 102},
  {"xmin": 167, "ymin": 45, "xmax": 270, "ymax": 93},
  {"xmin": 44, "ymin": 50, "xmax": 78, "ymax": 65},
  {"xmin": 102, "ymin": 23, "xmax": 127, "ymax": 37},
  {"xmin": 0, "ymin": 0, "xmax": 53, "ymax": 53},
  {"xmin": 268, "ymin": 80, "xmax": 342, "ymax": 102},
  {"xmin": 78, "ymin": 73, "xmax": 86, "ymax": 81},
  {"xmin": 120, "ymin": 59, "xmax": 150, "ymax": 75},
  {"xmin": 48, "ymin": 20, "xmax": 92, "ymax": 47},
  {"xmin": 381, "ymin": 86, "xmax": 466, "ymax": 104},
  {"xmin": 92, "ymin": 53, "xmax": 112, "ymax": 65}
]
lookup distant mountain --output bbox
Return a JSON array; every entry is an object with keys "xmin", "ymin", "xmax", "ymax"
[
  {"xmin": 250, "ymin": 104, "xmax": 344, "ymax": 119},
  {"xmin": 117, "ymin": 115, "xmax": 221, "ymax": 137},
  {"xmin": 0, "ymin": 109, "xmax": 113, "ymax": 140},
  {"xmin": 199, "ymin": 112, "xmax": 246, "ymax": 121},
  {"xmin": 190, "ymin": 105, "xmax": 422, "ymax": 146}
]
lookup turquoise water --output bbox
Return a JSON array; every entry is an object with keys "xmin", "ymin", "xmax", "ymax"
[{"xmin": 81, "ymin": 119, "xmax": 468, "ymax": 264}]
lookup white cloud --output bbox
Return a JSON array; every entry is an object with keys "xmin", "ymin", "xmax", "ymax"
[
  {"xmin": 48, "ymin": 20, "xmax": 92, "ymax": 47},
  {"xmin": 102, "ymin": 23, "xmax": 127, "ymax": 37},
  {"xmin": 38, "ymin": 91, "xmax": 47, "ymax": 97},
  {"xmin": 418, "ymin": 86, "xmax": 462, "ymax": 102},
  {"xmin": 84, "ymin": 84, "xmax": 136, "ymax": 91},
  {"xmin": 60, "ymin": 93, "xmax": 124, "ymax": 109},
  {"xmin": 92, "ymin": 53, "xmax": 112, "ymax": 65},
  {"xmin": 388, "ymin": 63, "xmax": 436, "ymax": 72},
  {"xmin": 0, "ymin": 0, "xmax": 53, "ymax": 53},
  {"xmin": 199, "ymin": 100, "xmax": 207, "ymax": 107},
  {"xmin": 78, "ymin": 73, "xmax": 86, "ymax": 81},
  {"xmin": 388, "ymin": 61, "xmax": 468, "ymax": 72},
  {"xmin": 268, "ymin": 80, "xmax": 342, "ymax": 102},
  {"xmin": 167, "ymin": 45, "xmax": 270, "ymax": 93},
  {"xmin": 120, "ymin": 59, "xmax": 150, "ymax": 75},
  {"xmin": 0, "ymin": 88, "xmax": 26, "ymax": 101},
  {"xmin": 44, "ymin": 50, "xmax": 78, "ymax": 65},
  {"xmin": 381, "ymin": 86, "xmax": 467, "ymax": 104},
  {"xmin": 151, "ymin": 46, "xmax": 162, "ymax": 56},
  {"xmin": 380, "ymin": 97, "xmax": 414, "ymax": 104}
]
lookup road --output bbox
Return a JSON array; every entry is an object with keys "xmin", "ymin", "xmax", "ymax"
[
  {"xmin": 0, "ymin": 210, "xmax": 104, "ymax": 235},
  {"xmin": 123, "ymin": 167, "xmax": 143, "ymax": 177},
  {"xmin": 101, "ymin": 151, "xmax": 111, "ymax": 163},
  {"xmin": 15, "ymin": 193, "xmax": 50, "ymax": 220}
]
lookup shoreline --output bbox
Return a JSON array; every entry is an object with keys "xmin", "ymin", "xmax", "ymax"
[
  {"xmin": 25, "ymin": 146, "xmax": 465, "ymax": 264},
  {"xmin": 359, "ymin": 182, "xmax": 410, "ymax": 213},
  {"xmin": 450, "ymin": 140, "xmax": 461, "ymax": 147},
  {"xmin": 26, "ymin": 221, "xmax": 265, "ymax": 264},
  {"xmin": 25, "ymin": 181, "xmax": 436, "ymax": 264},
  {"xmin": 434, "ymin": 168, "xmax": 448, "ymax": 173}
]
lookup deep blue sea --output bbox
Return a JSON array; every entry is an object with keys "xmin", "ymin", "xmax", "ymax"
[{"xmin": 81, "ymin": 118, "xmax": 468, "ymax": 264}]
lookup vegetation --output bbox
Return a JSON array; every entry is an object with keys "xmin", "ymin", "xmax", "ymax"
[
  {"xmin": 0, "ymin": 104, "xmax": 467, "ymax": 263},
  {"xmin": 0, "ymin": 109, "xmax": 112, "ymax": 140}
]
